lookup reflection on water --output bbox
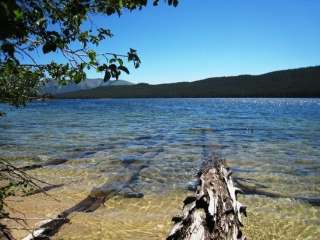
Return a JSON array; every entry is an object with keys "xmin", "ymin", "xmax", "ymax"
[{"xmin": 1, "ymin": 98, "xmax": 320, "ymax": 239}]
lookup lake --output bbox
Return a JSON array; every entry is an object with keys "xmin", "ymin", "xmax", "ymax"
[{"xmin": 1, "ymin": 98, "xmax": 320, "ymax": 239}]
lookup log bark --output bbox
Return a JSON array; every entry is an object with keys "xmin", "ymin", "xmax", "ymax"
[
  {"xmin": 0, "ymin": 224, "xmax": 16, "ymax": 240},
  {"xmin": 167, "ymin": 157, "xmax": 246, "ymax": 240}
]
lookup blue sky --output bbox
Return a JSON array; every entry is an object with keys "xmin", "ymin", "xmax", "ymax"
[{"xmin": 42, "ymin": 0, "xmax": 320, "ymax": 84}]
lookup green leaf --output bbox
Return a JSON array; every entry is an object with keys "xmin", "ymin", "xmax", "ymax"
[
  {"xmin": 117, "ymin": 58, "xmax": 124, "ymax": 66},
  {"xmin": 168, "ymin": 0, "xmax": 179, "ymax": 7},
  {"xmin": 74, "ymin": 71, "xmax": 86, "ymax": 84},
  {"xmin": 1, "ymin": 43, "xmax": 15, "ymax": 57},
  {"xmin": 109, "ymin": 64, "xmax": 117, "ymax": 72},
  {"xmin": 13, "ymin": 9, "xmax": 24, "ymax": 21},
  {"xmin": 103, "ymin": 70, "xmax": 111, "ymax": 82},
  {"xmin": 97, "ymin": 64, "xmax": 107, "ymax": 72},
  {"xmin": 87, "ymin": 50, "xmax": 96, "ymax": 62},
  {"xmin": 118, "ymin": 65, "xmax": 129, "ymax": 74},
  {"xmin": 42, "ymin": 42, "xmax": 57, "ymax": 54},
  {"xmin": 106, "ymin": 7, "xmax": 115, "ymax": 15}
]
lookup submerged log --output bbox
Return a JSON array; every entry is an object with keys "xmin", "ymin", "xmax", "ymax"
[
  {"xmin": 21, "ymin": 165, "xmax": 146, "ymax": 240},
  {"xmin": 21, "ymin": 148, "xmax": 162, "ymax": 239},
  {"xmin": 20, "ymin": 158, "xmax": 68, "ymax": 171},
  {"xmin": 234, "ymin": 178, "xmax": 320, "ymax": 207},
  {"xmin": 22, "ymin": 184, "xmax": 64, "ymax": 197},
  {"xmin": 167, "ymin": 158, "xmax": 246, "ymax": 240}
]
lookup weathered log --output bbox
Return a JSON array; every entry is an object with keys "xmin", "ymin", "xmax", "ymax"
[
  {"xmin": 167, "ymin": 157, "xmax": 246, "ymax": 240},
  {"xmin": 0, "ymin": 223, "xmax": 16, "ymax": 240}
]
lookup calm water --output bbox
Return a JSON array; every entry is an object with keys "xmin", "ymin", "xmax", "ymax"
[{"xmin": 1, "ymin": 98, "xmax": 320, "ymax": 239}]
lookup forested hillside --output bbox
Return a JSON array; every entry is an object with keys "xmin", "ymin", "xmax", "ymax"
[{"xmin": 57, "ymin": 66, "xmax": 320, "ymax": 98}]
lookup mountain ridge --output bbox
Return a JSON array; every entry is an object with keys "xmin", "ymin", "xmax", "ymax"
[
  {"xmin": 56, "ymin": 66, "xmax": 320, "ymax": 98},
  {"xmin": 41, "ymin": 79, "xmax": 133, "ymax": 95}
]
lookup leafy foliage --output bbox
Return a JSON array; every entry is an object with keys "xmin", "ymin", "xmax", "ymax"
[
  {"xmin": 0, "ymin": 0, "xmax": 178, "ymax": 106},
  {"xmin": 0, "ymin": 60, "xmax": 42, "ymax": 107}
]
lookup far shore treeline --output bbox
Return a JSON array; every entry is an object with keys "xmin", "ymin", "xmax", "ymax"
[{"xmin": 56, "ymin": 66, "xmax": 320, "ymax": 98}]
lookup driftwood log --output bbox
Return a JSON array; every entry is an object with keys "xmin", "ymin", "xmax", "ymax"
[{"xmin": 167, "ymin": 157, "xmax": 246, "ymax": 240}]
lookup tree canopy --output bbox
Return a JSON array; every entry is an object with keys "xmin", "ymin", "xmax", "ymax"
[{"xmin": 0, "ymin": 0, "xmax": 178, "ymax": 107}]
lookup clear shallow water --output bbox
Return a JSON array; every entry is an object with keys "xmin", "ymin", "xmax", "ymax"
[{"xmin": 1, "ymin": 98, "xmax": 320, "ymax": 239}]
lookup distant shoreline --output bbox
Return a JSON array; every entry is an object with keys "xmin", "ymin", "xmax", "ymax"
[
  {"xmin": 55, "ymin": 66, "xmax": 320, "ymax": 99},
  {"xmin": 52, "ymin": 96, "xmax": 320, "ymax": 99}
]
